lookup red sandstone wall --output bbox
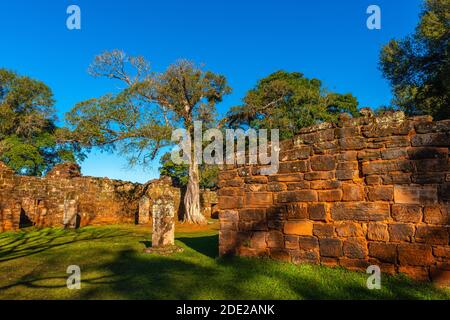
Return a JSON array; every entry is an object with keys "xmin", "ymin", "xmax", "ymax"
[
  {"xmin": 0, "ymin": 162, "xmax": 145, "ymax": 231},
  {"xmin": 218, "ymin": 112, "xmax": 450, "ymax": 283}
]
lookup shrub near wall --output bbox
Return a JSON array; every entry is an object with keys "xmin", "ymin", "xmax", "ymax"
[{"xmin": 218, "ymin": 111, "xmax": 450, "ymax": 284}]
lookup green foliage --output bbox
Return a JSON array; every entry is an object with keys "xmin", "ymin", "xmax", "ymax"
[
  {"xmin": 65, "ymin": 51, "xmax": 231, "ymax": 167},
  {"xmin": 0, "ymin": 69, "xmax": 82, "ymax": 175},
  {"xmin": 159, "ymin": 152, "xmax": 219, "ymax": 189},
  {"xmin": 379, "ymin": 0, "xmax": 449, "ymax": 118},
  {"xmin": 225, "ymin": 71, "xmax": 359, "ymax": 139}
]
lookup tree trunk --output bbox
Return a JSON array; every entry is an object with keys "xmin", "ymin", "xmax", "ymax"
[{"xmin": 183, "ymin": 161, "xmax": 207, "ymax": 224}]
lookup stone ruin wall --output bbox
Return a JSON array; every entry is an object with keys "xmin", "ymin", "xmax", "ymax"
[
  {"xmin": 218, "ymin": 111, "xmax": 450, "ymax": 283},
  {"xmin": 0, "ymin": 162, "xmax": 182, "ymax": 231}
]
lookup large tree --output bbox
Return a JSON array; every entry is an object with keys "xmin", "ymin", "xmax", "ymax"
[
  {"xmin": 65, "ymin": 50, "xmax": 230, "ymax": 224},
  {"xmin": 225, "ymin": 71, "xmax": 359, "ymax": 139},
  {"xmin": 380, "ymin": 0, "xmax": 449, "ymax": 118},
  {"xmin": 0, "ymin": 69, "xmax": 81, "ymax": 175},
  {"xmin": 159, "ymin": 152, "xmax": 219, "ymax": 189}
]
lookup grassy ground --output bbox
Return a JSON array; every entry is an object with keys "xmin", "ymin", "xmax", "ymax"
[{"xmin": 0, "ymin": 222, "xmax": 448, "ymax": 300}]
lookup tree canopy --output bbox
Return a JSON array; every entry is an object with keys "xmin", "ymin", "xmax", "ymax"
[
  {"xmin": 65, "ymin": 50, "xmax": 231, "ymax": 223},
  {"xmin": 380, "ymin": 0, "xmax": 449, "ymax": 119},
  {"xmin": 0, "ymin": 69, "xmax": 82, "ymax": 175},
  {"xmin": 225, "ymin": 71, "xmax": 359, "ymax": 139}
]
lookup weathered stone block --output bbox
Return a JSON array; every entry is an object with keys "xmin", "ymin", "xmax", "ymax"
[
  {"xmin": 331, "ymin": 202, "xmax": 390, "ymax": 221},
  {"xmin": 284, "ymin": 235, "xmax": 299, "ymax": 249},
  {"xmin": 244, "ymin": 193, "xmax": 273, "ymax": 207},
  {"xmin": 279, "ymin": 161, "xmax": 308, "ymax": 173},
  {"xmin": 308, "ymin": 203, "xmax": 327, "ymax": 221},
  {"xmin": 367, "ymin": 186, "xmax": 393, "ymax": 201},
  {"xmin": 298, "ymin": 236, "xmax": 319, "ymax": 251},
  {"xmin": 393, "ymin": 186, "xmax": 438, "ymax": 204},
  {"xmin": 319, "ymin": 238, "xmax": 343, "ymax": 257},
  {"xmin": 250, "ymin": 232, "xmax": 267, "ymax": 249},
  {"xmin": 381, "ymin": 148, "xmax": 407, "ymax": 160},
  {"xmin": 267, "ymin": 230, "xmax": 284, "ymax": 248},
  {"xmin": 339, "ymin": 137, "xmax": 365, "ymax": 150},
  {"xmin": 342, "ymin": 184, "xmax": 365, "ymax": 201},
  {"xmin": 411, "ymin": 132, "xmax": 450, "ymax": 147},
  {"xmin": 310, "ymin": 155, "xmax": 336, "ymax": 171},
  {"xmin": 388, "ymin": 223, "xmax": 415, "ymax": 242},
  {"xmin": 318, "ymin": 189, "xmax": 342, "ymax": 202},
  {"xmin": 313, "ymin": 223, "xmax": 334, "ymax": 237},
  {"xmin": 335, "ymin": 222, "xmax": 365, "ymax": 237},
  {"xmin": 339, "ymin": 258, "xmax": 370, "ymax": 271},
  {"xmin": 433, "ymin": 246, "xmax": 450, "ymax": 258},
  {"xmin": 239, "ymin": 208, "xmax": 266, "ymax": 221},
  {"xmin": 284, "ymin": 221, "xmax": 313, "ymax": 236},
  {"xmin": 310, "ymin": 180, "xmax": 341, "ymax": 190},
  {"xmin": 423, "ymin": 206, "xmax": 449, "ymax": 225},
  {"xmin": 391, "ymin": 204, "xmax": 422, "ymax": 223},
  {"xmin": 399, "ymin": 266, "xmax": 430, "ymax": 281},
  {"xmin": 368, "ymin": 242, "xmax": 397, "ymax": 263},
  {"xmin": 291, "ymin": 250, "xmax": 320, "ymax": 265},
  {"xmin": 277, "ymin": 190, "xmax": 318, "ymax": 203},
  {"xmin": 415, "ymin": 226, "xmax": 448, "ymax": 245},
  {"xmin": 398, "ymin": 244, "xmax": 434, "ymax": 266},
  {"xmin": 343, "ymin": 238, "xmax": 368, "ymax": 259},
  {"xmin": 269, "ymin": 248, "xmax": 291, "ymax": 262},
  {"xmin": 286, "ymin": 203, "xmax": 308, "ymax": 220},
  {"xmin": 367, "ymin": 223, "xmax": 389, "ymax": 241},
  {"xmin": 304, "ymin": 171, "xmax": 335, "ymax": 181},
  {"xmin": 219, "ymin": 196, "xmax": 243, "ymax": 209}
]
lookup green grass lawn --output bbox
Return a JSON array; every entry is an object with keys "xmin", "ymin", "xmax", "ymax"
[{"xmin": 0, "ymin": 223, "xmax": 448, "ymax": 300}]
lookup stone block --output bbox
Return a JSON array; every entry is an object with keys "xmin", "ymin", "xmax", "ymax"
[
  {"xmin": 342, "ymin": 184, "xmax": 365, "ymax": 201},
  {"xmin": 331, "ymin": 202, "xmax": 390, "ymax": 221},
  {"xmin": 398, "ymin": 244, "xmax": 434, "ymax": 266},
  {"xmin": 343, "ymin": 238, "xmax": 368, "ymax": 259},
  {"xmin": 367, "ymin": 223, "xmax": 389, "ymax": 241},
  {"xmin": 319, "ymin": 238, "xmax": 343, "ymax": 257},
  {"xmin": 318, "ymin": 189, "xmax": 342, "ymax": 202},
  {"xmin": 310, "ymin": 155, "xmax": 336, "ymax": 171},
  {"xmin": 388, "ymin": 223, "xmax": 415, "ymax": 242},
  {"xmin": 284, "ymin": 221, "xmax": 313, "ymax": 236},
  {"xmin": 391, "ymin": 204, "xmax": 422, "ymax": 223},
  {"xmin": 313, "ymin": 223, "xmax": 334, "ymax": 237},
  {"xmin": 393, "ymin": 186, "xmax": 438, "ymax": 204},
  {"xmin": 307, "ymin": 203, "xmax": 327, "ymax": 221},
  {"xmin": 245, "ymin": 193, "xmax": 273, "ymax": 207},
  {"xmin": 368, "ymin": 242, "xmax": 397, "ymax": 263},
  {"xmin": 415, "ymin": 226, "xmax": 448, "ymax": 245}
]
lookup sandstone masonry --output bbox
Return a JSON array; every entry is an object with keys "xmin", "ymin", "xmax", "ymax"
[
  {"xmin": 218, "ymin": 111, "xmax": 450, "ymax": 284},
  {"xmin": 0, "ymin": 162, "xmax": 181, "ymax": 231}
]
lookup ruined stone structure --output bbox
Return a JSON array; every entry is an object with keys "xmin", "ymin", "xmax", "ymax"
[
  {"xmin": 0, "ymin": 162, "xmax": 181, "ymax": 231},
  {"xmin": 218, "ymin": 111, "xmax": 450, "ymax": 283}
]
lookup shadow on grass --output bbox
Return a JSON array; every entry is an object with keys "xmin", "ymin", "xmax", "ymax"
[
  {"xmin": 0, "ymin": 227, "xmax": 133, "ymax": 263},
  {"xmin": 0, "ymin": 229, "xmax": 448, "ymax": 300},
  {"xmin": 177, "ymin": 235, "xmax": 218, "ymax": 258}
]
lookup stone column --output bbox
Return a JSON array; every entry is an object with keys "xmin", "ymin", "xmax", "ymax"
[{"xmin": 151, "ymin": 197, "xmax": 175, "ymax": 247}]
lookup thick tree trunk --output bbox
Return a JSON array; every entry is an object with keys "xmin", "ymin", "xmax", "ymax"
[{"xmin": 183, "ymin": 162, "xmax": 207, "ymax": 224}]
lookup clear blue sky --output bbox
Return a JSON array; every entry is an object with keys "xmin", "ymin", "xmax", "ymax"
[{"xmin": 0, "ymin": 0, "xmax": 422, "ymax": 182}]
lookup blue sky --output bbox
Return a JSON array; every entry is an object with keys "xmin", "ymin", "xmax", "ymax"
[{"xmin": 0, "ymin": 0, "xmax": 422, "ymax": 182}]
